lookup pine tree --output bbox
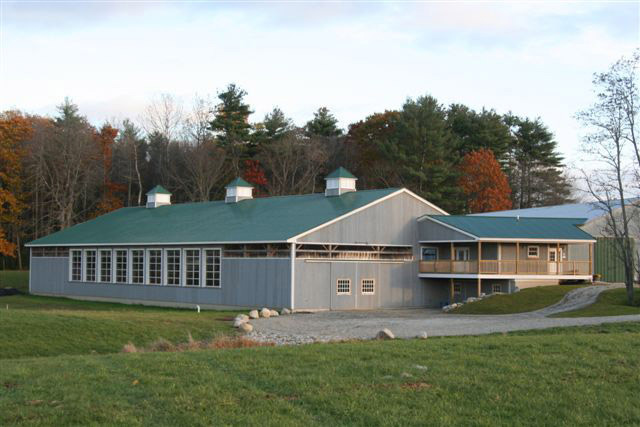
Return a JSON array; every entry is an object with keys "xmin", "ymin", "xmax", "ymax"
[
  {"xmin": 209, "ymin": 83, "xmax": 253, "ymax": 146},
  {"xmin": 305, "ymin": 107, "xmax": 343, "ymax": 137}
]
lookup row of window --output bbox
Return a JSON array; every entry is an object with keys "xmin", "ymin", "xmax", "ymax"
[
  {"xmin": 70, "ymin": 248, "xmax": 221, "ymax": 288},
  {"xmin": 421, "ymin": 245, "xmax": 550, "ymax": 261},
  {"xmin": 336, "ymin": 278, "xmax": 375, "ymax": 296},
  {"xmin": 297, "ymin": 244, "xmax": 413, "ymax": 261},
  {"xmin": 453, "ymin": 283, "xmax": 502, "ymax": 294}
]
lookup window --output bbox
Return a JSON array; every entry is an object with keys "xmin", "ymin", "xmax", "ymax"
[
  {"xmin": 70, "ymin": 250, "xmax": 82, "ymax": 281},
  {"xmin": 115, "ymin": 250, "xmax": 128, "ymax": 283},
  {"xmin": 337, "ymin": 278, "xmax": 351, "ymax": 295},
  {"xmin": 455, "ymin": 247, "xmax": 470, "ymax": 261},
  {"xmin": 33, "ymin": 247, "xmax": 69, "ymax": 257},
  {"xmin": 131, "ymin": 249, "xmax": 145, "ymax": 284},
  {"xmin": 185, "ymin": 249, "xmax": 201, "ymax": 286},
  {"xmin": 99, "ymin": 250, "xmax": 112, "ymax": 283},
  {"xmin": 361, "ymin": 279, "xmax": 375, "ymax": 295},
  {"xmin": 421, "ymin": 247, "xmax": 438, "ymax": 261},
  {"xmin": 147, "ymin": 249, "xmax": 162, "ymax": 285},
  {"xmin": 204, "ymin": 249, "xmax": 221, "ymax": 288},
  {"xmin": 527, "ymin": 246, "xmax": 539, "ymax": 258},
  {"xmin": 84, "ymin": 250, "xmax": 97, "ymax": 282},
  {"xmin": 492, "ymin": 283, "xmax": 502, "ymax": 293},
  {"xmin": 166, "ymin": 249, "xmax": 181, "ymax": 286}
]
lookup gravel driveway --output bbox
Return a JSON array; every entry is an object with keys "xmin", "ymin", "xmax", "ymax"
[{"xmin": 249, "ymin": 284, "xmax": 640, "ymax": 345}]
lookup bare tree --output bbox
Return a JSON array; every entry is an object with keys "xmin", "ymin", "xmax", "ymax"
[
  {"xmin": 141, "ymin": 93, "xmax": 184, "ymax": 141},
  {"xmin": 169, "ymin": 96, "xmax": 226, "ymax": 202},
  {"xmin": 258, "ymin": 130, "xmax": 329, "ymax": 196},
  {"xmin": 578, "ymin": 50, "xmax": 639, "ymax": 304}
]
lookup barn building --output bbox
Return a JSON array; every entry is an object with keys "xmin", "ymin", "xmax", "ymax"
[{"xmin": 26, "ymin": 168, "xmax": 596, "ymax": 310}]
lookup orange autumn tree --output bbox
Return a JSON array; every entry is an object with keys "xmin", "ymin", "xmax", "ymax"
[
  {"xmin": 0, "ymin": 111, "xmax": 32, "ymax": 257},
  {"xmin": 92, "ymin": 124, "xmax": 125, "ymax": 217},
  {"xmin": 459, "ymin": 148, "xmax": 512, "ymax": 213}
]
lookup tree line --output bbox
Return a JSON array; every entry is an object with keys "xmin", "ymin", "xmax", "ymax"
[{"xmin": 0, "ymin": 85, "xmax": 573, "ymax": 268}]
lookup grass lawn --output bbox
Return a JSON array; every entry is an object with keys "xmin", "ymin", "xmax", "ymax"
[
  {"xmin": 0, "ymin": 270, "xmax": 29, "ymax": 293},
  {"xmin": 2, "ymin": 322, "xmax": 640, "ymax": 425},
  {"xmin": 555, "ymin": 287, "xmax": 640, "ymax": 318},
  {"xmin": 0, "ymin": 294, "xmax": 236, "ymax": 359},
  {"xmin": 451, "ymin": 285, "xmax": 585, "ymax": 315}
]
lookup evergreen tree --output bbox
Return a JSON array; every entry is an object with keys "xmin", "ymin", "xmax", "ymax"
[
  {"xmin": 504, "ymin": 115, "xmax": 573, "ymax": 208},
  {"xmin": 209, "ymin": 83, "xmax": 253, "ymax": 146},
  {"xmin": 305, "ymin": 107, "xmax": 343, "ymax": 137},
  {"xmin": 446, "ymin": 104, "xmax": 511, "ymax": 161},
  {"xmin": 251, "ymin": 107, "xmax": 294, "ymax": 147}
]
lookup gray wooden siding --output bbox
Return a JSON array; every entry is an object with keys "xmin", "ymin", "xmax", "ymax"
[
  {"xmin": 295, "ymin": 191, "xmax": 448, "ymax": 309},
  {"xmin": 299, "ymin": 192, "xmax": 442, "ymax": 244},
  {"xmin": 31, "ymin": 257, "xmax": 291, "ymax": 309},
  {"xmin": 295, "ymin": 260, "xmax": 449, "ymax": 309},
  {"xmin": 418, "ymin": 219, "xmax": 474, "ymax": 241}
]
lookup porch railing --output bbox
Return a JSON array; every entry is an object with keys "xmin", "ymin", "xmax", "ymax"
[{"xmin": 419, "ymin": 260, "xmax": 591, "ymax": 276}]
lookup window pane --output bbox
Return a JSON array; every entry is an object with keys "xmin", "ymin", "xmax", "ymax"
[
  {"xmin": 337, "ymin": 279, "xmax": 351, "ymax": 295},
  {"xmin": 421, "ymin": 247, "xmax": 437, "ymax": 261},
  {"xmin": 71, "ymin": 250, "xmax": 82, "ymax": 281},
  {"xmin": 166, "ymin": 249, "xmax": 181, "ymax": 286},
  {"xmin": 204, "ymin": 249, "xmax": 221, "ymax": 287},
  {"xmin": 115, "ymin": 250, "xmax": 128, "ymax": 283},
  {"xmin": 148, "ymin": 249, "xmax": 162, "ymax": 285},
  {"xmin": 100, "ymin": 250, "xmax": 112, "ymax": 282},
  {"xmin": 85, "ymin": 250, "xmax": 96, "ymax": 282},
  {"xmin": 131, "ymin": 250, "xmax": 145, "ymax": 284},
  {"xmin": 185, "ymin": 249, "xmax": 200, "ymax": 286},
  {"xmin": 361, "ymin": 279, "xmax": 375, "ymax": 295}
]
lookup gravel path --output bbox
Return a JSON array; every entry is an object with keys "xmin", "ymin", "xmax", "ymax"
[{"xmin": 248, "ymin": 284, "xmax": 640, "ymax": 345}]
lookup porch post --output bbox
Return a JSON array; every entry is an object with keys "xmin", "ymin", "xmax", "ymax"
[
  {"xmin": 516, "ymin": 242, "xmax": 519, "ymax": 274},
  {"xmin": 477, "ymin": 278, "xmax": 481, "ymax": 297},
  {"xmin": 449, "ymin": 278, "xmax": 454, "ymax": 303},
  {"xmin": 478, "ymin": 241, "xmax": 482, "ymax": 273},
  {"xmin": 589, "ymin": 242, "xmax": 593, "ymax": 276},
  {"xmin": 450, "ymin": 242, "xmax": 454, "ymax": 273},
  {"xmin": 557, "ymin": 242, "xmax": 560, "ymax": 276}
]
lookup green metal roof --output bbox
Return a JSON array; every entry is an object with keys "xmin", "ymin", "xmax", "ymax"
[
  {"xmin": 225, "ymin": 177, "xmax": 253, "ymax": 188},
  {"xmin": 427, "ymin": 215, "xmax": 595, "ymax": 240},
  {"xmin": 326, "ymin": 167, "xmax": 357, "ymax": 180},
  {"xmin": 146, "ymin": 185, "xmax": 171, "ymax": 195},
  {"xmin": 27, "ymin": 188, "xmax": 399, "ymax": 246}
]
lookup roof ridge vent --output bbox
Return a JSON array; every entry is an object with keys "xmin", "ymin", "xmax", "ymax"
[
  {"xmin": 225, "ymin": 177, "xmax": 253, "ymax": 203},
  {"xmin": 146, "ymin": 185, "xmax": 171, "ymax": 208}
]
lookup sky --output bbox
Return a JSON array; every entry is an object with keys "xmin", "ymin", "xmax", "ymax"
[{"xmin": 0, "ymin": 1, "xmax": 638, "ymax": 163}]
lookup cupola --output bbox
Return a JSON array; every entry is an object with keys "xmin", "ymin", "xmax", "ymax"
[
  {"xmin": 225, "ymin": 177, "xmax": 253, "ymax": 203},
  {"xmin": 146, "ymin": 185, "xmax": 172, "ymax": 208},
  {"xmin": 325, "ymin": 167, "xmax": 357, "ymax": 196}
]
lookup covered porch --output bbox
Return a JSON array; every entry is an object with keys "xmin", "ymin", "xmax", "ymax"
[{"xmin": 419, "ymin": 240, "xmax": 593, "ymax": 278}]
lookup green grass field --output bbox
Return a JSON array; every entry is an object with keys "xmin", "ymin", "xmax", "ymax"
[
  {"xmin": 451, "ymin": 285, "xmax": 585, "ymax": 314},
  {"xmin": 0, "ymin": 294, "xmax": 236, "ymax": 359},
  {"xmin": 3, "ymin": 281, "xmax": 640, "ymax": 425},
  {"xmin": 556, "ymin": 287, "xmax": 640, "ymax": 318},
  {"xmin": 2, "ymin": 322, "xmax": 640, "ymax": 425},
  {"xmin": 0, "ymin": 270, "xmax": 29, "ymax": 293}
]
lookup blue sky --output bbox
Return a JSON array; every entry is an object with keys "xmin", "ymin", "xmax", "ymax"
[{"xmin": 0, "ymin": 1, "xmax": 638, "ymax": 161}]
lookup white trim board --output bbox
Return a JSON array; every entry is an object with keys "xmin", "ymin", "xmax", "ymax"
[{"xmin": 418, "ymin": 273, "xmax": 593, "ymax": 281}]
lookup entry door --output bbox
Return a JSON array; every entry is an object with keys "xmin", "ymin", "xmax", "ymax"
[
  {"xmin": 549, "ymin": 248, "xmax": 557, "ymax": 273},
  {"xmin": 455, "ymin": 247, "xmax": 470, "ymax": 261}
]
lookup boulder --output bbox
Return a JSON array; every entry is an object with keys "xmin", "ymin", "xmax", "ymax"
[
  {"xmin": 239, "ymin": 322, "xmax": 253, "ymax": 333},
  {"xmin": 417, "ymin": 331, "xmax": 428, "ymax": 340},
  {"xmin": 376, "ymin": 328, "xmax": 395, "ymax": 340},
  {"xmin": 465, "ymin": 297, "xmax": 479, "ymax": 303},
  {"xmin": 260, "ymin": 308, "xmax": 271, "ymax": 318},
  {"xmin": 270, "ymin": 310, "xmax": 279, "ymax": 317},
  {"xmin": 233, "ymin": 318, "xmax": 248, "ymax": 328},
  {"xmin": 248, "ymin": 310, "xmax": 259, "ymax": 319},
  {"xmin": 281, "ymin": 308, "xmax": 291, "ymax": 315},
  {"xmin": 235, "ymin": 314, "xmax": 249, "ymax": 322}
]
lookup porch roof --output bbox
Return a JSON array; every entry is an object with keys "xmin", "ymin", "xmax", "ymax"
[{"xmin": 421, "ymin": 215, "xmax": 595, "ymax": 241}]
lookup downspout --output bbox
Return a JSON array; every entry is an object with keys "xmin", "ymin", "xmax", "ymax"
[{"xmin": 290, "ymin": 242, "xmax": 296, "ymax": 311}]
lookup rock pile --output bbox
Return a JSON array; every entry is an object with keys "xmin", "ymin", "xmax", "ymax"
[{"xmin": 232, "ymin": 307, "xmax": 292, "ymax": 333}]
